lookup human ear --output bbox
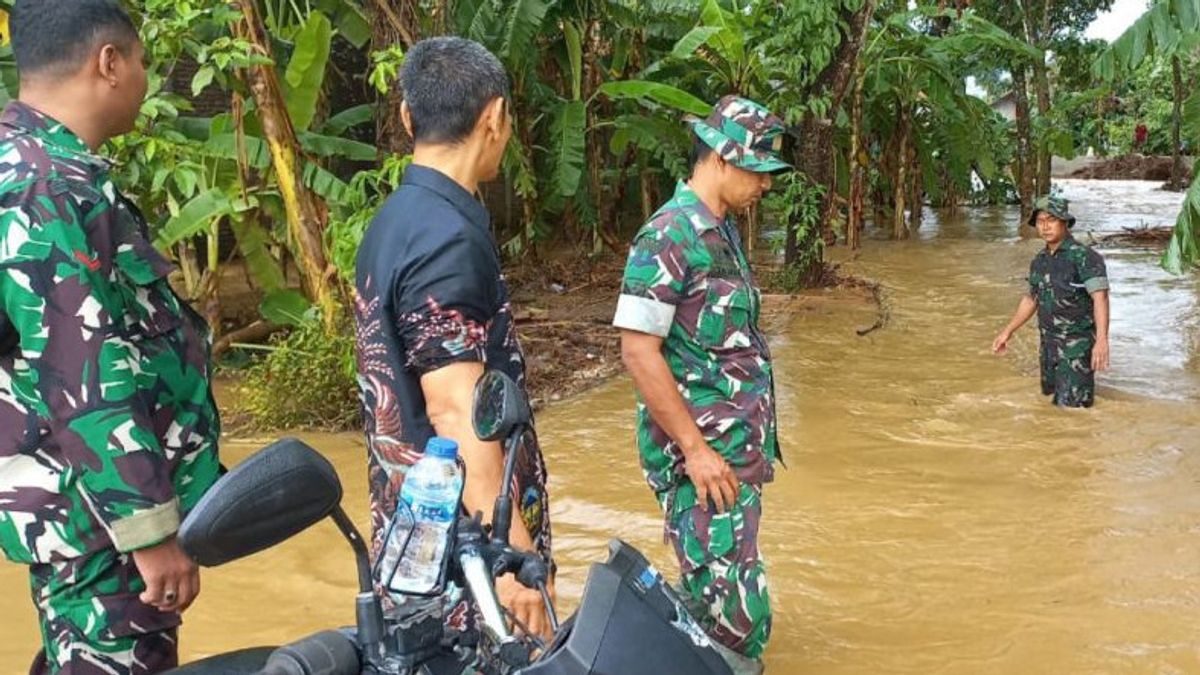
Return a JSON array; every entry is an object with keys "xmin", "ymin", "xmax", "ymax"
[{"xmin": 400, "ymin": 100, "xmax": 414, "ymax": 139}]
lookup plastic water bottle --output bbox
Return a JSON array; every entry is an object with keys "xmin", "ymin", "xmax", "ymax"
[{"xmin": 386, "ymin": 437, "xmax": 463, "ymax": 595}]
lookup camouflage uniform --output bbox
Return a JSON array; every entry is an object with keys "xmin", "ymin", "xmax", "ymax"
[
  {"xmin": 613, "ymin": 96, "xmax": 787, "ymax": 660},
  {"xmin": 1027, "ymin": 197, "xmax": 1109, "ymax": 409},
  {"xmin": 0, "ymin": 102, "xmax": 220, "ymax": 673}
]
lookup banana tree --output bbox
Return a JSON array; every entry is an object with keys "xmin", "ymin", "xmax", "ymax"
[
  {"xmin": 1095, "ymin": 0, "xmax": 1200, "ymax": 272},
  {"xmin": 138, "ymin": 0, "xmax": 377, "ymax": 331},
  {"xmin": 861, "ymin": 8, "xmax": 1035, "ymax": 239},
  {"xmin": 1095, "ymin": 0, "xmax": 1200, "ymax": 190}
]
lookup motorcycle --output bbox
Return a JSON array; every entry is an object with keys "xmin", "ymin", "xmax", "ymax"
[{"xmin": 167, "ymin": 370, "xmax": 738, "ymax": 675}]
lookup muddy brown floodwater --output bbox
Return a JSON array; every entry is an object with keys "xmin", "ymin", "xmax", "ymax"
[{"xmin": 2, "ymin": 179, "xmax": 1198, "ymax": 673}]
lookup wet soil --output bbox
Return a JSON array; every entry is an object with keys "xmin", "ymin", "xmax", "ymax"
[
  {"xmin": 504, "ymin": 252, "xmax": 874, "ymax": 409},
  {"xmin": 1071, "ymin": 154, "xmax": 1192, "ymax": 186}
]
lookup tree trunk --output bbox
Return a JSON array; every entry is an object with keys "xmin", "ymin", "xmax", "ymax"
[
  {"xmin": 786, "ymin": 0, "xmax": 876, "ymax": 270},
  {"xmin": 1020, "ymin": 0, "xmax": 1052, "ymax": 198},
  {"xmin": 847, "ymin": 58, "xmax": 867, "ymax": 251},
  {"xmin": 893, "ymin": 108, "xmax": 910, "ymax": 240},
  {"xmin": 1012, "ymin": 65, "xmax": 1035, "ymax": 234},
  {"xmin": 1171, "ymin": 54, "xmax": 1186, "ymax": 190},
  {"xmin": 371, "ymin": 0, "xmax": 418, "ymax": 157},
  {"xmin": 908, "ymin": 139, "xmax": 923, "ymax": 232},
  {"xmin": 234, "ymin": 0, "xmax": 336, "ymax": 319},
  {"xmin": 1032, "ymin": 57, "xmax": 1052, "ymax": 197}
]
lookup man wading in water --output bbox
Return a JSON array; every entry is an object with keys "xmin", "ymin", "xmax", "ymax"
[
  {"xmin": 993, "ymin": 196, "xmax": 1111, "ymax": 407},
  {"xmin": 614, "ymin": 96, "xmax": 789, "ymax": 674}
]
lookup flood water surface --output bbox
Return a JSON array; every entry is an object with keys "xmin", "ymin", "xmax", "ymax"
[{"xmin": 2, "ymin": 180, "xmax": 1198, "ymax": 673}]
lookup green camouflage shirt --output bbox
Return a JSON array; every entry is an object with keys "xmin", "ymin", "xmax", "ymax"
[
  {"xmin": 1028, "ymin": 235, "xmax": 1109, "ymax": 338},
  {"xmin": 614, "ymin": 182, "xmax": 778, "ymax": 505},
  {"xmin": 0, "ymin": 102, "xmax": 220, "ymax": 564}
]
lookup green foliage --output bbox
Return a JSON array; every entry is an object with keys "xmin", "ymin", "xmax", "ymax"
[
  {"xmin": 597, "ymin": 80, "xmax": 710, "ymax": 117},
  {"xmin": 1163, "ymin": 167, "xmax": 1200, "ymax": 273},
  {"xmin": 369, "ymin": 46, "xmax": 406, "ymax": 95},
  {"xmin": 284, "ymin": 12, "xmax": 334, "ymax": 131},
  {"xmin": 234, "ymin": 316, "xmax": 360, "ymax": 431},
  {"xmin": 763, "ymin": 172, "xmax": 825, "ymax": 289},
  {"xmin": 1094, "ymin": 0, "xmax": 1200, "ymax": 78},
  {"xmin": 326, "ymin": 154, "xmax": 412, "ymax": 281},
  {"xmin": 1095, "ymin": 0, "xmax": 1200, "ymax": 271}
]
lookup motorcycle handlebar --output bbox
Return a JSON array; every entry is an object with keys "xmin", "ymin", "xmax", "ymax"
[
  {"xmin": 258, "ymin": 630, "xmax": 360, "ymax": 675},
  {"xmin": 459, "ymin": 544, "xmax": 512, "ymax": 644}
]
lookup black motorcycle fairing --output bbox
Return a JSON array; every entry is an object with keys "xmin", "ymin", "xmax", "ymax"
[
  {"xmin": 163, "ymin": 647, "xmax": 275, "ymax": 674},
  {"xmin": 181, "ymin": 438, "xmax": 342, "ymax": 567},
  {"xmin": 523, "ymin": 540, "xmax": 733, "ymax": 675}
]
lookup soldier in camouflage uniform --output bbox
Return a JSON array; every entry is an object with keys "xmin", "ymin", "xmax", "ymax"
[
  {"xmin": 0, "ymin": 2, "xmax": 221, "ymax": 672},
  {"xmin": 993, "ymin": 196, "xmax": 1111, "ymax": 408},
  {"xmin": 614, "ymin": 96, "xmax": 789, "ymax": 669}
]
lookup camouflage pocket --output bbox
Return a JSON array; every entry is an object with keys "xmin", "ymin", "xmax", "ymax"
[
  {"xmin": 112, "ymin": 214, "xmax": 182, "ymax": 341},
  {"xmin": 697, "ymin": 282, "xmax": 753, "ymax": 351},
  {"xmin": 672, "ymin": 505, "xmax": 737, "ymax": 574}
]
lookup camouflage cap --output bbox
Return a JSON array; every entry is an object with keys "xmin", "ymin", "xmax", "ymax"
[
  {"xmin": 1029, "ymin": 196, "xmax": 1076, "ymax": 229},
  {"xmin": 689, "ymin": 95, "xmax": 792, "ymax": 174}
]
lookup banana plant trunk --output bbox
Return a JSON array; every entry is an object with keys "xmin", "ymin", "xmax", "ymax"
[
  {"xmin": 893, "ymin": 106, "xmax": 910, "ymax": 240},
  {"xmin": 1032, "ymin": 57, "xmax": 1052, "ymax": 197},
  {"xmin": 847, "ymin": 58, "xmax": 867, "ymax": 251},
  {"xmin": 1012, "ymin": 65, "xmax": 1035, "ymax": 236},
  {"xmin": 907, "ymin": 139, "xmax": 922, "ymax": 232},
  {"xmin": 234, "ymin": 0, "xmax": 336, "ymax": 320},
  {"xmin": 1171, "ymin": 54, "xmax": 1186, "ymax": 190}
]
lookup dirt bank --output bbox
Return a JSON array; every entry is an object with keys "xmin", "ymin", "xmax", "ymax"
[
  {"xmin": 1070, "ymin": 154, "xmax": 1192, "ymax": 186},
  {"xmin": 506, "ymin": 254, "xmax": 878, "ymax": 408}
]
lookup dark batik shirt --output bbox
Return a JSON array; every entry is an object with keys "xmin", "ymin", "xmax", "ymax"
[
  {"xmin": 0, "ymin": 102, "xmax": 220, "ymax": 564},
  {"xmin": 354, "ymin": 165, "xmax": 552, "ymax": 593}
]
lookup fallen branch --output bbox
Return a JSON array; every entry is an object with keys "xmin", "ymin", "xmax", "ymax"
[
  {"xmin": 213, "ymin": 320, "xmax": 284, "ymax": 359},
  {"xmin": 855, "ymin": 279, "xmax": 890, "ymax": 337}
]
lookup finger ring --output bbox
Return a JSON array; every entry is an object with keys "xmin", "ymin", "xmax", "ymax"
[{"xmin": 163, "ymin": 590, "xmax": 177, "ymax": 603}]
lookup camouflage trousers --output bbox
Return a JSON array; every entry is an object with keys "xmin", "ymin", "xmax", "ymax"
[
  {"xmin": 27, "ymin": 548, "xmax": 180, "ymax": 674},
  {"xmin": 1039, "ymin": 333, "xmax": 1095, "ymax": 408},
  {"xmin": 660, "ymin": 482, "xmax": 771, "ymax": 659}
]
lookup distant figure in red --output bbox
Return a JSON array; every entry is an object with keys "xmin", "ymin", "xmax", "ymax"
[{"xmin": 1134, "ymin": 123, "xmax": 1148, "ymax": 152}]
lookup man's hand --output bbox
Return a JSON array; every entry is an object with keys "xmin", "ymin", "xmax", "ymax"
[
  {"xmin": 685, "ymin": 444, "xmax": 739, "ymax": 513},
  {"xmin": 132, "ymin": 537, "xmax": 199, "ymax": 613},
  {"xmin": 497, "ymin": 573, "xmax": 554, "ymax": 641},
  {"xmin": 1092, "ymin": 336, "xmax": 1110, "ymax": 371},
  {"xmin": 992, "ymin": 330, "xmax": 1012, "ymax": 355}
]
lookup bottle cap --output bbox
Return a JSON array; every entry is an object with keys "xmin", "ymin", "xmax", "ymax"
[{"xmin": 425, "ymin": 436, "xmax": 459, "ymax": 460}]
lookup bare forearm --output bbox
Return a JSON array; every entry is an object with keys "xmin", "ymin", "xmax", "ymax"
[
  {"xmin": 424, "ymin": 364, "xmax": 536, "ymax": 553},
  {"xmin": 1093, "ymin": 290, "xmax": 1110, "ymax": 340},
  {"xmin": 1003, "ymin": 295, "xmax": 1038, "ymax": 335}
]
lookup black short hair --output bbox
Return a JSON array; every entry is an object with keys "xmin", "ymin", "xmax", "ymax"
[
  {"xmin": 11, "ymin": 0, "xmax": 140, "ymax": 79},
  {"xmin": 688, "ymin": 134, "xmax": 715, "ymax": 176},
  {"xmin": 400, "ymin": 37, "xmax": 510, "ymax": 145}
]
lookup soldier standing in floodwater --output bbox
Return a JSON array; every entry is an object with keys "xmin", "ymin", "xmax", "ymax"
[{"xmin": 993, "ymin": 196, "xmax": 1111, "ymax": 407}]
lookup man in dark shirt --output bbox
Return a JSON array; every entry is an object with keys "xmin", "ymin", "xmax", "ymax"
[
  {"xmin": 0, "ymin": 1, "xmax": 220, "ymax": 672},
  {"xmin": 354, "ymin": 37, "xmax": 554, "ymax": 639},
  {"xmin": 993, "ymin": 197, "xmax": 1111, "ymax": 407}
]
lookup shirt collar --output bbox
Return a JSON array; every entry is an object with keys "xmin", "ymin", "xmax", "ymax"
[
  {"xmin": 402, "ymin": 164, "xmax": 491, "ymax": 231},
  {"xmin": 671, "ymin": 180, "xmax": 727, "ymax": 233},
  {"xmin": 0, "ymin": 101, "xmax": 109, "ymax": 168}
]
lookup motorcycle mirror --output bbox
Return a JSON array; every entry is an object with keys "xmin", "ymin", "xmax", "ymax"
[
  {"xmin": 179, "ymin": 438, "xmax": 343, "ymax": 567},
  {"xmin": 472, "ymin": 370, "xmax": 531, "ymax": 442}
]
